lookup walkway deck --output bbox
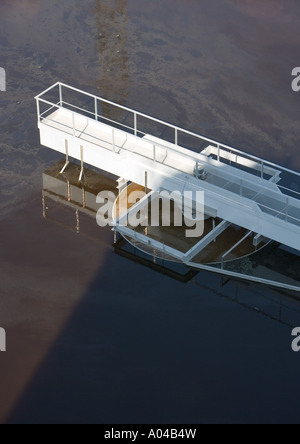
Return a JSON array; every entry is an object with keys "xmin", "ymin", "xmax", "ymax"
[{"xmin": 36, "ymin": 83, "xmax": 300, "ymax": 254}]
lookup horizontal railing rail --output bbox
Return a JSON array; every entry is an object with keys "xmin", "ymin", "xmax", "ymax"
[
  {"xmin": 259, "ymin": 203, "xmax": 300, "ymax": 225},
  {"xmin": 277, "ymin": 185, "xmax": 300, "ymax": 198}
]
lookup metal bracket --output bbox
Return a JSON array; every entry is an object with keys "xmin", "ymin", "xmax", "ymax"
[
  {"xmin": 79, "ymin": 145, "xmax": 84, "ymax": 183},
  {"xmin": 59, "ymin": 140, "xmax": 70, "ymax": 174}
]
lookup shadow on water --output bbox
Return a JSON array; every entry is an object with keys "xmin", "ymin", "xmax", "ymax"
[
  {"xmin": 6, "ymin": 165, "xmax": 300, "ymax": 424},
  {"xmin": 7, "ymin": 236, "xmax": 300, "ymax": 423}
]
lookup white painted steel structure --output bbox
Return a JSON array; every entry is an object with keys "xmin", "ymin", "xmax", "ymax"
[{"xmin": 35, "ymin": 83, "xmax": 300, "ymax": 291}]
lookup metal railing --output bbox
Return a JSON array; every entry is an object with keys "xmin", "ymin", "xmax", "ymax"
[
  {"xmin": 36, "ymin": 100, "xmax": 202, "ymax": 172},
  {"xmin": 35, "ymin": 82, "xmax": 300, "ymax": 227},
  {"xmin": 35, "ymin": 82, "xmax": 300, "ymax": 177}
]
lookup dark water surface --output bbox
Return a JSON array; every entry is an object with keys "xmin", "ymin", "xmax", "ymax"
[{"xmin": 1, "ymin": 0, "xmax": 300, "ymax": 424}]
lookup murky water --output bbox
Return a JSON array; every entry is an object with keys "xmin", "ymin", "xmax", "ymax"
[{"xmin": 1, "ymin": 0, "xmax": 300, "ymax": 424}]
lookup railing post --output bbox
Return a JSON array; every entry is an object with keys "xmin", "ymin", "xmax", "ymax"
[
  {"xmin": 95, "ymin": 97, "xmax": 98, "ymax": 121},
  {"xmin": 261, "ymin": 162, "xmax": 264, "ymax": 179},
  {"xmin": 217, "ymin": 144, "xmax": 220, "ymax": 162},
  {"xmin": 36, "ymin": 99, "xmax": 40, "ymax": 123},
  {"xmin": 286, "ymin": 197, "xmax": 289, "ymax": 222},
  {"xmin": 134, "ymin": 112, "xmax": 137, "ymax": 136},
  {"xmin": 175, "ymin": 128, "xmax": 178, "ymax": 146},
  {"xmin": 153, "ymin": 145, "xmax": 156, "ymax": 161},
  {"xmin": 59, "ymin": 84, "xmax": 63, "ymax": 107}
]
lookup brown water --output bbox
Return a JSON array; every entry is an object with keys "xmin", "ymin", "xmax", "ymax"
[
  {"xmin": 1, "ymin": 0, "xmax": 300, "ymax": 424},
  {"xmin": 1, "ymin": 0, "xmax": 300, "ymax": 219}
]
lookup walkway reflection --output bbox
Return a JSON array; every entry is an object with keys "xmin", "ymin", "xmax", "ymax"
[{"xmin": 42, "ymin": 160, "xmax": 300, "ymax": 327}]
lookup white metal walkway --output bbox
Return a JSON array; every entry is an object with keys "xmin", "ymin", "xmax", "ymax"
[{"xmin": 35, "ymin": 83, "xmax": 300, "ymax": 252}]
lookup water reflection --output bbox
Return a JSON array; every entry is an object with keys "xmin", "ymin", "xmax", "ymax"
[
  {"xmin": 41, "ymin": 161, "xmax": 300, "ymax": 332},
  {"xmin": 42, "ymin": 160, "xmax": 116, "ymax": 239},
  {"xmin": 42, "ymin": 160, "xmax": 300, "ymax": 292},
  {"xmin": 95, "ymin": 0, "xmax": 129, "ymax": 120}
]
